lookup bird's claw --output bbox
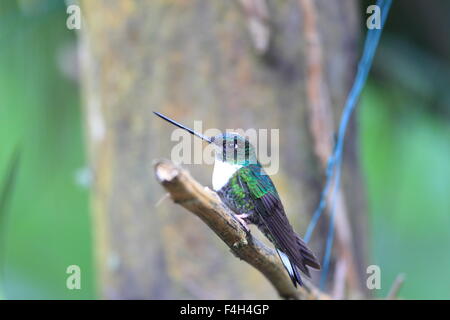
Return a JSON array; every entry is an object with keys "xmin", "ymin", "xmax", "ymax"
[{"xmin": 235, "ymin": 214, "xmax": 251, "ymax": 234}]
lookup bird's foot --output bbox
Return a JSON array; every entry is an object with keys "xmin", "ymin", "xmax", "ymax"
[{"xmin": 235, "ymin": 214, "xmax": 251, "ymax": 234}]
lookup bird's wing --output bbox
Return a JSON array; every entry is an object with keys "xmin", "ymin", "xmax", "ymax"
[{"xmin": 237, "ymin": 164, "xmax": 320, "ymax": 274}]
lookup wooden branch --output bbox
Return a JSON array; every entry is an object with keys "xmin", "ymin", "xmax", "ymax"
[
  {"xmin": 299, "ymin": 0, "xmax": 334, "ymax": 166},
  {"xmin": 154, "ymin": 159, "xmax": 329, "ymax": 300}
]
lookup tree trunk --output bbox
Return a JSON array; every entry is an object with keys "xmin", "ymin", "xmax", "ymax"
[{"xmin": 80, "ymin": 0, "xmax": 366, "ymax": 299}]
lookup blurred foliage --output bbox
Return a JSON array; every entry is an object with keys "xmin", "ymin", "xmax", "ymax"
[
  {"xmin": 360, "ymin": 84, "xmax": 450, "ymax": 299},
  {"xmin": 360, "ymin": 0, "xmax": 450, "ymax": 299},
  {"xmin": 0, "ymin": 0, "xmax": 448, "ymax": 299},
  {"xmin": 0, "ymin": 0, "xmax": 94, "ymax": 299}
]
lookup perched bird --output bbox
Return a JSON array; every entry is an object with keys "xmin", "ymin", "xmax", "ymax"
[{"xmin": 154, "ymin": 112, "xmax": 320, "ymax": 287}]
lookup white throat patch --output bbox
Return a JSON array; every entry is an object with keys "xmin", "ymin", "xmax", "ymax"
[{"xmin": 212, "ymin": 160, "xmax": 243, "ymax": 191}]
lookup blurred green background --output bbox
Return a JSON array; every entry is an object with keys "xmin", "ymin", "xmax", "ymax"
[
  {"xmin": 0, "ymin": 0, "xmax": 93, "ymax": 299},
  {"xmin": 0, "ymin": 0, "xmax": 449, "ymax": 299}
]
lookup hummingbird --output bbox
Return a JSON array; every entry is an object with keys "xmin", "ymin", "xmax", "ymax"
[{"xmin": 154, "ymin": 112, "xmax": 320, "ymax": 287}]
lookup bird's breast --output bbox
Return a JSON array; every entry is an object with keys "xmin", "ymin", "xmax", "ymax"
[{"xmin": 212, "ymin": 160, "xmax": 242, "ymax": 191}]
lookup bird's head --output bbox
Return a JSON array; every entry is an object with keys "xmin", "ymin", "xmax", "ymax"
[
  {"xmin": 210, "ymin": 132, "xmax": 257, "ymax": 165},
  {"xmin": 154, "ymin": 112, "xmax": 257, "ymax": 165}
]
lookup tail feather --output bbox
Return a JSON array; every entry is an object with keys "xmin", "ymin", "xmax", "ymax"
[
  {"xmin": 276, "ymin": 249, "xmax": 303, "ymax": 287},
  {"xmin": 296, "ymin": 235, "xmax": 321, "ymax": 270},
  {"xmin": 276, "ymin": 236, "xmax": 321, "ymax": 287}
]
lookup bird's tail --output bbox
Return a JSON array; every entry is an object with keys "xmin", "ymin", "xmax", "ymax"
[
  {"xmin": 276, "ymin": 236, "xmax": 321, "ymax": 287},
  {"xmin": 276, "ymin": 249, "xmax": 303, "ymax": 287},
  {"xmin": 296, "ymin": 235, "xmax": 321, "ymax": 272}
]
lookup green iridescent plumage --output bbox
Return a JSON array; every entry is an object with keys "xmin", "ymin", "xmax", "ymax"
[
  {"xmin": 239, "ymin": 165, "xmax": 274, "ymax": 198},
  {"xmin": 218, "ymin": 161, "xmax": 321, "ymax": 287},
  {"xmin": 219, "ymin": 163, "xmax": 275, "ymax": 215}
]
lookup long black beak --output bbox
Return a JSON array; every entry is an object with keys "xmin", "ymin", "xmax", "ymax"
[{"xmin": 153, "ymin": 111, "xmax": 212, "ymax": 143}]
